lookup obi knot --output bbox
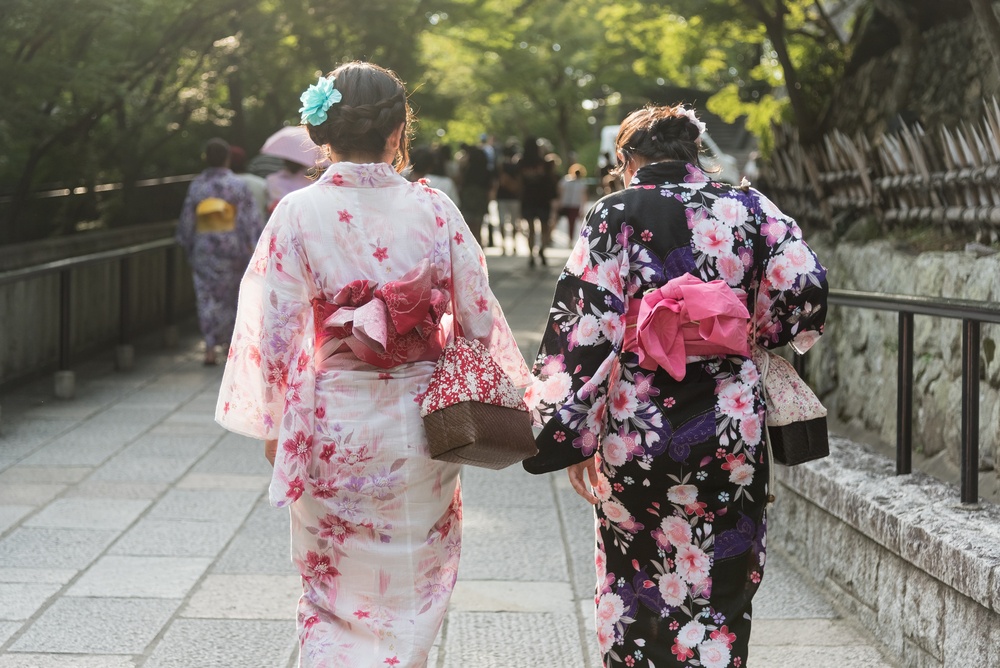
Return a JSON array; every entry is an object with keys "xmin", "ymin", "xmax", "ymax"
[
  {"xmin": 313, "ymin": 258, "xmax": 449, "ymax": 368},
  {"xmin": 624, "ymin": 274, "xmax": 750, "ymax": 381}
]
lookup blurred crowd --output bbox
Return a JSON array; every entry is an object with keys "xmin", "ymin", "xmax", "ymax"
[{"xmin": 405, "ymin": 134, "xmax": 610, "ymax": 267}]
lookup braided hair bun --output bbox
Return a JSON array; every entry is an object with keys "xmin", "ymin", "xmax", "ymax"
[{"xmin": 304, "ymin": 62, "xmax": 413, "ymax": 172}]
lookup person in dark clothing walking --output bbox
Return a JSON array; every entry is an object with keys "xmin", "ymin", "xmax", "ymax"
[{"xmin": 519, "ymin": 136, "xmax": 558, "ymax": 267}]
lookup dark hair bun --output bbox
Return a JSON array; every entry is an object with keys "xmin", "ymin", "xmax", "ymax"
[
  {"xmin": 615, "ymin": 104, "xmax": 703, "ymax": 167},
  {"xmin": 649, "ymin": 115, "xmax": 700, "ymax": 146}
]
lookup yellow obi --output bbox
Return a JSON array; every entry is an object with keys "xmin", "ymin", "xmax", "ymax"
[{"xmin": 195, "ymin": 198, "xmax": 236, "ymax": 233}]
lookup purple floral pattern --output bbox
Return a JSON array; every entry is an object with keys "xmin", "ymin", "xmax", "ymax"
[
  {"xmin": 524, "ymin": 161, "xmax": 827, "ymax": 667},
  {"xmin": 175, "ymin": 167, "xmax": 264, "ymax": 347}
]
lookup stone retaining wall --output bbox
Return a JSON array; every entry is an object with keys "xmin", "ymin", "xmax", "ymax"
[
  {"xmin": 828, "ymin": 9, "xmax": 1000, "ymax": 135},
  {"xmin": 769, "ymin": 437, "xmax": 1000, "ymax": 667},
  {"xmin": 805, "ymin": 237, "xmax": 1000, "ymax": 471}
]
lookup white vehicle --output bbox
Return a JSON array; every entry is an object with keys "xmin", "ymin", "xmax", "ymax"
[{"xmin": 599, "ymin": 124, "xmax": 740, "ymax": 185}]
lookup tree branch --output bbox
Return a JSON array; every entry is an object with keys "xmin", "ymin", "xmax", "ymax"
[{"xmin": 744, "ymin": 0, "xmax": 820, "ymax": 141}]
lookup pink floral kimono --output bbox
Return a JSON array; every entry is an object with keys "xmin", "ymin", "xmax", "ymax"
[{"xmin": 216, "ymin": 162, "xmax": 529, "ymax": 667}]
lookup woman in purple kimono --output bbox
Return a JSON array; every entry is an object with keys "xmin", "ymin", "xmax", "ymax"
[
  {"xmin": 216, "ymin": 62, "xmax": 528, "ymax": 667},
  {"xmin": 176, "ymin": 138, "xmax": 264, "ymax": 364},
  {"xmin": 523, "ymin": 105, "xmax": 828, "ymax": 667}
]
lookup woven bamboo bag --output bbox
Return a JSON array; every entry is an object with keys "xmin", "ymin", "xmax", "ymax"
[{"xmin": 420, "ymin": 336, "xmax": 537, "ymax": 469}]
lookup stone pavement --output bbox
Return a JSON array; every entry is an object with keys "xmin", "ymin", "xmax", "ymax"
[{"xmin": 0, "ymin": 245, "xmax": 899, "ymax": 667}]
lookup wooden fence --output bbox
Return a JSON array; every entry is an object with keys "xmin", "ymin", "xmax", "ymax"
[{"xmin": 759, "ymin": 99, "xmax": 1000, "ymax": 240}]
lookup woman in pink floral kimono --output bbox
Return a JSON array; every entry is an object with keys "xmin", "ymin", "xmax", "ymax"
[{"xmin": 216, "ymin": 62, "xmax": 529, "ymax": 667}]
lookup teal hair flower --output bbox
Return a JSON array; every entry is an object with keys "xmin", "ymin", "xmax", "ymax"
[{"xmin": 299, "ymin": 76, "xmax": 342, "ymax": 126}]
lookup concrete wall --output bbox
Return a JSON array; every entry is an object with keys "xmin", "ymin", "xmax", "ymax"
[
  {"xmin": 769, "ymin": 437, "xmax": 1000, "ymax": 667},
  {"xmin": 0, "ymin": 224, "xmax": 194, "ymax": 387}
]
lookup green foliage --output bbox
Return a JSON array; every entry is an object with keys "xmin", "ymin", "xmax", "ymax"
[{"xmin": 0, "ymin": 0, "xmax": 861, "ymax": 241}]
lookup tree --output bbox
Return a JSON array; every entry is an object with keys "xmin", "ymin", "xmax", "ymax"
[
  {"xmin": 0, "ymin": 0, "xmax": 440, "ymax": 239},
  {"xmin": 0, "ymin": 0, "xmax": 249, "ymax": 235},
  {"xmin": 415, "ymin": 0, "xmax": 617, "ymax": 158}
]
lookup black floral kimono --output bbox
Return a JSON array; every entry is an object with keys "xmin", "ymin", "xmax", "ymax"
[{"xmin": 523, "ymin": 161, "xmax": 828, "ymax": 668}]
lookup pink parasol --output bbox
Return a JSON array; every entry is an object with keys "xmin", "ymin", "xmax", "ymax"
[{"xmin": 260, "ymin": 126, "xmax": 325, "ymax": 167}]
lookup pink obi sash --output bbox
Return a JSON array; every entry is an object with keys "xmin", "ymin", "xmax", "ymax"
[
  {"xmin": 623, "ymin": 274, "xmax": 751, "ymax": 381},
  {"xmin": 312, "ymin": 258, "xmax": 450, "ymax": 369}
]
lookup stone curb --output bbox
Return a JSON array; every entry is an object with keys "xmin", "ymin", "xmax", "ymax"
[{"xmin": 777, "ymin": 436, "xmax": 1000, "ymax": 614}]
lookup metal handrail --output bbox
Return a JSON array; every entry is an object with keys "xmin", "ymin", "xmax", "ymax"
[
  {"xmin": 824, "ymin": 288, "xmax": 1000, "ymax": 504},
  {"xmin": 0, "ymin": 236, "xmax": 179, "ymax": 375},
  {"xmin": 0, "ymin": 237, "xmax": 177, "ymax": 286}
]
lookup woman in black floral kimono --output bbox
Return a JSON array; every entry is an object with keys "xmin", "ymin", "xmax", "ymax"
[{"xmin": 523, "ymin": 104, "xmax": 828, "ymax": 668}]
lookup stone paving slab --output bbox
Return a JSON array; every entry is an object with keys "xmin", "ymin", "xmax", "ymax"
[
  {"xmin": 0, "ymin": 429, "xmax": 43, "ymax": 452},
  {"xmin": 174, "ymin": 473, "xmax": 269, "ymax": 490},
  {"xmin": 753, "ymin": 551, "xmax": 838, "ymax": 619},
  {"xmin": 142, "ymin": 619, "xmax": 296, "ymax": 668},
  {"xmin": 9, "ymin": 597, "xmax": 180, "ymax": 654},
  {"xmin": 748, "ymin": 645, "xmax": 895, "ymax": 666},
  {"xmin": 17, "ymin": 439, "xmax": 124, "ymax": 468},
  {"xmin": 191, "ymin": 434, "xmax": 274, "ymax": 477},
  {"xmin": 0, "ymin": 467, "xmax": 90, "ymax": 485},
  {"xmin": 0, "ymin": 528, "xmax": 119, "ymax": 569},
  {"xmin": 86, "ymin": 454, "xmax": 198, "ymax": 485},
  {"xmin": 750, "ymin": 618, "xmax": 872, "ymax": 646},
  {"xmin": 0, "ymin": 569, "xmax": 77, "ymax": 585},
  {"xmin": 0, "ymin": 628, "xmax": 18, "ymax": 651},
  {"xmin": 441, "ymin": 611, "xmax": 586, "ymax": 667},
  {"xmin": 153, "ymin": 415, "xmax": 223, "ymax": 436},
  {"xmin": 0, "ymin": 582, "xmax": 62, "ymax": 620},
  {"xmin": 63, "ymin": 482, "xmax": 169, "ymax": 500},
  {"xmin": 0, "ymin": 656, "xmax": 136, "ymax": 668},
  {"xmin": 67, "ymin": 555, "xmax": 212, "ymax": 599},
  {"xmin": 459, "ymin": 504, "xmax": 568, "ymax": 581},
  {"xmin": 211, "ymin": 502, "xmax": 295, "ymax": 576},
  {"xmin": 24, "ymin": 498, "xmax": 150, "ymax": 531},
  {"xmin": 555, "ymin": 478, "xmax": 602, "ymax": 601},
  {"xmin": 461, "ymin": 464, "xmax": 556, "ymax": 509},
  {"xmin": 450, "ymin": 580, "xmax": 575, "ymax": 613},
  {"xmin": 110, "ymin": 519, "xmax": 240, "ymax": 557},
  {"xmin": 0, "ymin": 484, "xmax": 64, "ymax": 506},
  {"xmin": 0, "ymin": 508, "xmax": 31, "ymax": 536},
  {"xmin": 122, "ymin": 433, "xmax": 220, "ymax": 460},
  {"xmin": 143, "ymin": 489, "xmax": 260, "ymax": 524},
  {"xmin": 181, "ymin": 574, "xmax": 300, "ymax": 619}
]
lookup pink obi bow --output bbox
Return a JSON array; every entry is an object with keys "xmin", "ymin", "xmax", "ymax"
[
  {"xmin": 312, "ymin": 258, "xmax": 449, "ymax": 368},
  {"xmin": 623, "ymin": 274, "xmax": 750, "ymax": 381}
]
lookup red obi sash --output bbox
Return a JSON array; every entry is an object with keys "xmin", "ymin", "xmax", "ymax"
[
  {"xmin": 312, "ymin": 258, "xmax": 449, "ymax": 369},
  {"xmin": 623, "ymin": 274, "xmax": 751, "ymax": 381}
]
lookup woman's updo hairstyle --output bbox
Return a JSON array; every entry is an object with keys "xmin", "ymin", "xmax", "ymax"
[
  {"xmin": 304, "ymin": 61, "xmax": 413, "ymax": 173},
  {"xmin": 615, "ymin": 104, "xmax": 703, "ymax": 172}
]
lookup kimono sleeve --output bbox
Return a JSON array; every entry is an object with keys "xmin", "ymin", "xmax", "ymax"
[
  {"xmin": 444, "ymin": 200, "xmax": 531, "ymax": 387},
  {"xmin": 215, "ymin": 200, "xmax": 314, "ymax": 440},
  {"xmin": 751, "ymin": 190, "xmax": 829, "ymax": 353},
  {"xmin": 523, "ymin": 202, "xmax": 628, "ymax": 473}
]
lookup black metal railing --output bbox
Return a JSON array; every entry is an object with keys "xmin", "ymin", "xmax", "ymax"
[
  {"xmin": 809, "ymin": 289, "xmax": 1000, "ymax": 505},
  {"xmin": 0, "ymin": 238, "xmax": 179, "ymax": 375}
]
